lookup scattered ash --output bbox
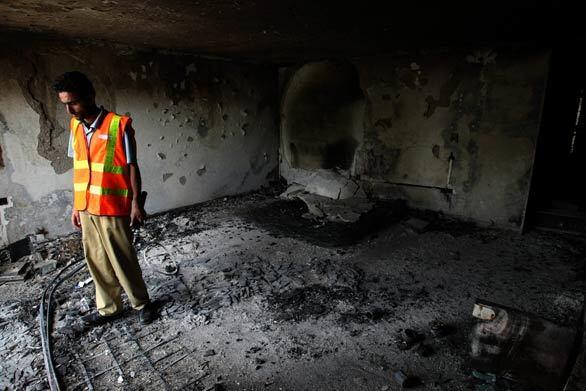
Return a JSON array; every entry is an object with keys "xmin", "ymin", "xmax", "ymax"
[{"xmin": 267, "ymin": 284, "xmax": 360, "ymax": 321}]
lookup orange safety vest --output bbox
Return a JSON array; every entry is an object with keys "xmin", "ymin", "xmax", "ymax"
[{"xmin": 71, "ymin": 112, "xmax": 132, "ymax": 216}]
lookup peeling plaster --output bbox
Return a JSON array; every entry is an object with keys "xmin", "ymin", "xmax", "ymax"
[
  {"xmin": 0, "ymin": 196, "xmax": 14, "ymax": 247},
  {"xmin": 0, "ymin": 78, "xmax": 71, "ymax": 201},
  {"xmin": 11, "ymin": 55, "xmax": 71, "ymax": 174}
]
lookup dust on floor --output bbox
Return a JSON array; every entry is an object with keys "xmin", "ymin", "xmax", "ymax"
[{"xmin": 0, "ymin": 189, "xmax": 585, "ymax": 390}]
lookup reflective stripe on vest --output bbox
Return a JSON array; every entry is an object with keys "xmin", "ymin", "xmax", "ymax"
[
  {"xmin": 74, "ymin": 160, "xmax": 124, "ymax": 174},
  {"xmin": 74, "ymin": 183, "xmax": 128, "ymax": 196}
]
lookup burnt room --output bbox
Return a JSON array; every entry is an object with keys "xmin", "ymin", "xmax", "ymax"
[{"xmin": 0, "ymin": 2, "xmax": 585, "ymax": 391}]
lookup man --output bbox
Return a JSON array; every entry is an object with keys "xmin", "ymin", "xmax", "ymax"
[{"xmin": 54, "ymin": 71, "xmax": 155, "ymax": 325}]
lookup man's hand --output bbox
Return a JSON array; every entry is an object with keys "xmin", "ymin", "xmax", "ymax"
[
  {"xmin": 130, "ymin": 200, "xmax": 146, "ymax": 227},
  {"xmin": 71, "ymin": 210, "xmax": 81, "ymax": 229}
]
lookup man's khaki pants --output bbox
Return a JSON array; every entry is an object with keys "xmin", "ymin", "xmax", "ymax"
[{"xmin": 80, "ymin": 213, "xmax": 149, "ymax": 316}]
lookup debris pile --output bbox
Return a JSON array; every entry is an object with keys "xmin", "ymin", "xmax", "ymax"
[
  {"xmin": 280, "ymin": 169, "xmax": 374, "ymax": 223},
  {"xmin": 0, "ymin": 233, "xmax": 84, "ymax": 284},
  {"xmin": 0, "ymin": 301, "xmax": 45, "ymax": 390}
]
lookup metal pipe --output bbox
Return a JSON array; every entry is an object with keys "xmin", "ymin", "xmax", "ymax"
[
  {"xmin": 40, "ymin": 259, "xmax": 86, "ymax": 391},
  {"xmin": 104, "ymin": 339, "xmax": 124, "ymax": 382},
  {"xmin": 74, "ymin": 352, "xmax": 94, "ymax": 391},
  {"xmin": 446, "ymin": 153, "xmax": 455, "ymax": 189},
  {"xmin": 366, "ymin": 178, "xmax": 454, "ymax": 193},
  {"xmin": 122, "ymin": 322, "xmax": 171, "ymax": 390}
]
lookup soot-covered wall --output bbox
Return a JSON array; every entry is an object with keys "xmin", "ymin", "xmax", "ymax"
[
  {"xmin": 0, "ymin": 38, "xmax": 278, "ymax": 246},
  {"xmin": 281, "ymin": 47, "xmax": 550, "ymax": 229}
]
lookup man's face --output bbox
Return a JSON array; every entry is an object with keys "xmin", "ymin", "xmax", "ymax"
[{"xmin": 58, "ymin": 92, "xmax": 94, "ymax": 120}]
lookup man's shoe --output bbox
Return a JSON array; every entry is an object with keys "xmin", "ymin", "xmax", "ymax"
[
  {"xmin": 81, "ymin": 311, "xmax": 122, "ymax": 327},
  {"xmin": 139, "ymin": 302, "xmax": 156, "ymax": 325}
]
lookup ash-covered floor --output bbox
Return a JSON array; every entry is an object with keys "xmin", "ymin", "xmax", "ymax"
[{"xmin": 1, "ymin": 188, "xmax": 585, "ymax": 391}]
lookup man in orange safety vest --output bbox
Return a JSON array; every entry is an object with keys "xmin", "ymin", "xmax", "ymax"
[{"xmin": 54, "ymin": 71, "xmax": 155, "ymax": 326}]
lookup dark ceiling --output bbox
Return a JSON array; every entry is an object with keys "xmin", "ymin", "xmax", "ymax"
[{"xmin": 0, "ymin": 1, "xmax": 577, "ymax": 62}]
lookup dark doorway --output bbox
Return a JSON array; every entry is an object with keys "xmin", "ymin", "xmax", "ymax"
[{"xmin": 527, "ymin": 49, "xmax": 586, "ymax": 234}]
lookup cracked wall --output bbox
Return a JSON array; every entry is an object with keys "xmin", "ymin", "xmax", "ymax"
[
  {"xmin": 0, "ymin": 37, "xmax": 278, "ymax": 246},
  {"xmin": 280, "ymin": 47, "xmax": 550, "ymax": 229}
]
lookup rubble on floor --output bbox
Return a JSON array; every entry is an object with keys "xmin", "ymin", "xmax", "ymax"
[
  {"xmin": 291, "ymin": 169, "xmax": 366, "ymax": 200},
  {"xmin": 0, "ymin": 188, "xmax": 585, "ymax": 390},
  {"xmin": 280, "ymin": 169, "xmax": 373, "ymax": 223}
]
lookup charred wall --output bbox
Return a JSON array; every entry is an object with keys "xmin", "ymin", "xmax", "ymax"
[
  {"xmin": 0, "ymin": 37, "xmax": 278, "ymax": 246},
  {"xmin": 280, "ymin": 47, "xmax": 550, "ymax": 229}
]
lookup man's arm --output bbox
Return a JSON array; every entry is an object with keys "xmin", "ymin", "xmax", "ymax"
[
  {"xmin": 125, "ymin": 122, "xmax": 145, "ymax": 227},
  {"xmin": 69, "ymin": 129, "xmax": 81, "ymax": 228},
  {"xmin": 129, "ymin": 163, "xmax": 146, "ymax": 226}
]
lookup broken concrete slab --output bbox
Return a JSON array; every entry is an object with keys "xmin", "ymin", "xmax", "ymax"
[
  {"xmin": 0, "ymin": 260, "xmax": 32, "ymax": 282},
  {"xmin": 38, "ymin": 260, "xmax": 58, "ymax": 275},
  {"xmin": 304, "ymin": 169, "xmax": 365, "ymax": 200},
  {"xmin": 279, "ymin": 183, "xmax": 306, "ymax": 200}
]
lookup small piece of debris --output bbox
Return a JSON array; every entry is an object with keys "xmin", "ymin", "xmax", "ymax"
[
  {"xmin": 395, "ymin": 329, "xmax": 425, "ymax": 351},
  {"xmin": 393, "ymin": 371, "xmax": 421, "ymax": 388},
  {"xmin": 404, "ymin": 217, "xmax": 430, "ymax": 233}
]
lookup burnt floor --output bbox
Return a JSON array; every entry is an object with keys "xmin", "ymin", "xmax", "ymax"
[{"xmin": 1, "ymin": 189, "xmax": 585, "ymax": 391}]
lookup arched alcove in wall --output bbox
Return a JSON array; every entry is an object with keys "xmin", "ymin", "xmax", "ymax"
[{"xmin": 281, "ymin": 61, "xmax": 365, "ymax": 171}]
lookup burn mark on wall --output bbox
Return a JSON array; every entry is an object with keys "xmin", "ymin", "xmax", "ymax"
[
  {"xmin": 197, "ymin": 118, "xmax": 209, "ymax": 138},
  {"xmin": 424, "ymin": 67, "xmax": 466, "ymax": 118},
  {"xmin": 0, "ymin": 111, "xmax": 6, "ymax": 169},
  {"xmin": 365, "ymin": 146, "xmax": 401, "ymax": 178},
  {"xmin": 359, "ymin": 128, "xmax": 401, "ymax": 178},
  {"xmin": 432, "ymin": 144, "xmax": 440, "ymax": 159},
  {"xmin": 322, "ymin": 138, "xmax": 359, "ymax": 170},
  {"xmin": 250, "ymin": 154, "xmax": 268, "ymax": 175},
  {"xmin": 462, "ymin": 139, "xmax": 480, "ymax": 193},
  {"xmin": 435, "ymin": 62, "xmax": 488, "ymax": 194},
  {"xmin": 0, "ymin": 111, "xmax": 7, "ymax": 135},
  {"xmin": 516, "ymin": 167, "xmax": 533, "ymax": 197},
  {"xmin": 374, "ymin": 117, "xmax": 392, "ymax": 130}
]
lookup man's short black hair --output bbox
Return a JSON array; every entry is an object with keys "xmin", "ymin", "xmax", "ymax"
[{"xmin": 53, "ymin": 71, "xmax": 95, "ymax": 97}]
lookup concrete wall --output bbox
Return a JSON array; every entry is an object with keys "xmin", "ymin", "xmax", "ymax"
[
  {"xmin": 0, "ymin": 38, "xmax": 278, "ymax": 246},
  {"xmin": 280, "ymin": 47, "xmax": 550, "ymax": 229}
]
